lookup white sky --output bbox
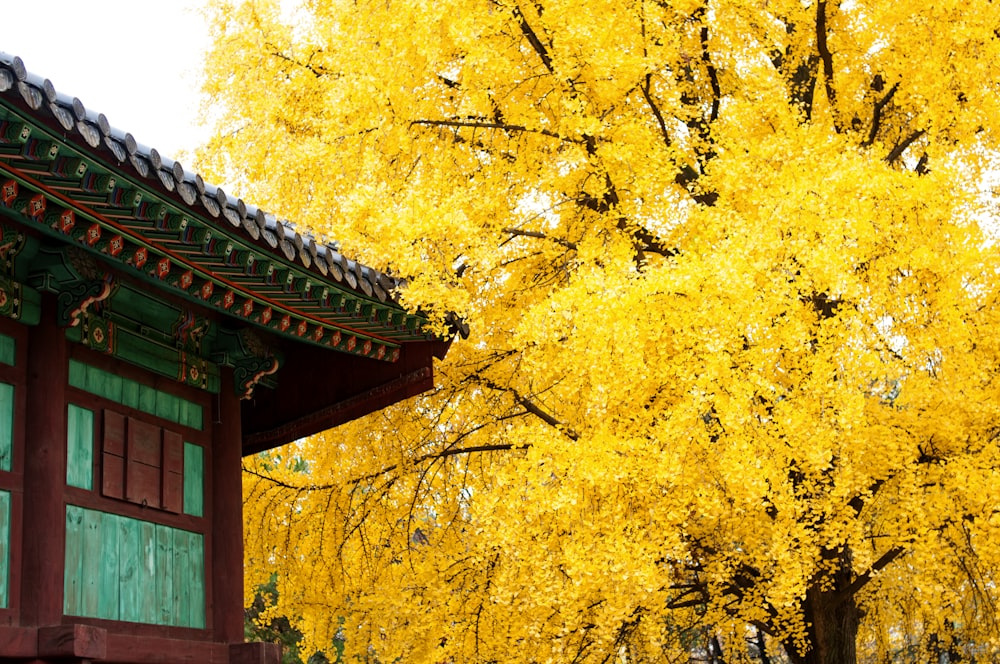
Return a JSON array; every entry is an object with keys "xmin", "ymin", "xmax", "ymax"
[{"xmin": 0, "ymin": 0, "xmax": 211, "ymax": 158}]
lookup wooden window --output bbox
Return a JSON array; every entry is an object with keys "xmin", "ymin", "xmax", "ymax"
[{"xmin": 101, "ymin": 411, "xmax": 200, "ymax": 515}]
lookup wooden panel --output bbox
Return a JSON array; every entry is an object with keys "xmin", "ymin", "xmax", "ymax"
[
  {"xmin": 102, "ymin": 453, "xmax": 125, "ymax": 499},
  {"xmin": 0, "ymin": 490, "xmax": 8, "ymax": 608},
  {"xmin": 189, "ymin": 532, "xmax": 206, "ymax": 628},
  {"xmin": 66, "ymin": 404, "xmax": 95, "ymax": 490},
  {"xmin": 0, "ymin": 382, "xmax": 12, "ymax": 472},
  {"xmin": 183, "ymin": 442, "xmax": 203, "ymax": 518},
  {"xmin": 63, "ymin": 505, "xmax": 85, "ymax": 616},
  {"xmin": 126, "ymin": 461, "xmax": 161, "ymax": 509},
  {"xmin": 63, "ymin": 506, "xmax": 207, "ymax": 628},
  {"xmin": 163, "ymin": 431, "xmax": 184, "ymax": 474},
  {"xmin": 162, "ymin": 471, "xmax": 183, "ymax": 514},
  {"xmin": 103, "ymin": 409, "xmax": 126, "ymax": 456},
  {"xmin": 127, "ymin": 419, "xmax": 161, "ymax": 466},
  {"xmin": 68, "ymin": 359, "xmax": 206, "ymax": 430},
  {"xmin": 98, "ymin": 512, "xmax": 120, "ymax": 620},
  {"xmin": 155, "ymin": 524, "xmax": 174, "ymax": 625},
  {"xmin": 172, "ymin": 528, "xmax": 191, "ymax": 627},
  {"xmin": 118, "ymin": 514, "xmax": 140, "ymax": 623},
  {"xmin": 137, "ymin": 520, "xmax": 158, "ymax": 624},
  {"xmin": 80, "ymin": 508, "xmax": 103, "ymax": 618},
  {"xmin": 0, "ymin": 333, "xmax": 14, "ymax": 367},
  {"xmin": 156, "ymin": 393, "xmax": 181, "ymax": 425}
]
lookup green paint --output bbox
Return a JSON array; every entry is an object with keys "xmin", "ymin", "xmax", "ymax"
[
  {"xmin": 0, "ymin": 490, "xmax": 9, "ymax": 608},
  {"xmin": 0, "ymin": 382, "xmax": 13, "ymax": 472},
  {"xmin": 183, "ymin": 443, "xmax": 204, "ymax": 517},
  {"xmin": 0, "ymin": 333, "xmax": 14, "ymax": 366},
  {"xmin": 66, "ymin": 404, "xmax": 94, "ymax": 490},
  {"xmin": 98, "ymin": 512, "xmax": 120, "ymax": 620},
  {"xmin": 155, "ymin": 524, "xmax": 174, "ymax": 625},
  {"xmin": 118, "ymin": 514, "xmax": 140, "ymax": 623},
  {"xmin": 63, "ymin": 505, "xmax": 84, "ymax": 615},
  {"xmin": 68, "ymin": 360, "xmax": 203, "ymax": 430},
  {"xmin": 63, "ymin": 506, "xmax": 205, "ymax": 627}
]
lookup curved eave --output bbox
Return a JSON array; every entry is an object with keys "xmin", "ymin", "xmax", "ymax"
[{"xmin": 0, "ymin": 56, "xmax": 445, "ymax": 364}]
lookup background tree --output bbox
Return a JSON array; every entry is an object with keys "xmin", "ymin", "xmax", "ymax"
[{"xmin": 196, "ymin": 1, "xmax": 1000, "ymax": 662}]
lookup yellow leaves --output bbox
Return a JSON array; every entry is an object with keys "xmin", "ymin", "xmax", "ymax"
[{"xmin": 194, "ymin": 0, "xmax": 1000, "ymax": 659}]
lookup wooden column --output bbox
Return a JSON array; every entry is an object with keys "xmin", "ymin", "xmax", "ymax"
[
  {"xmin": 212, "ymin": 367, "xmax": 244, "ymax": 645},
  {"xmin": 20, "ymin": 298, "xmax": 68, "ymax": 626}
]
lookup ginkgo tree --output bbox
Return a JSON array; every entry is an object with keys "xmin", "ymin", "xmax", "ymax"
[{"xmin": 195, "ymin": 0, "xmax": 1000, "ymax": 662}]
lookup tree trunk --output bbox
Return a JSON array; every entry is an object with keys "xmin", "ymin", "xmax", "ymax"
[{"xmin": 784, "ymin": 548, "xmax": 860, "ymax": 664}]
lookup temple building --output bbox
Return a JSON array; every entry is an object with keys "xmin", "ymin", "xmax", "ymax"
[{"xmin": 0, "ymin": 53, "xmax": 450, "ymax": 663}]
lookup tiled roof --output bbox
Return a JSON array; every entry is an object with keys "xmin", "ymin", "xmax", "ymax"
[{"xmin": 0, "ymin": 52, "xmax": 441, "ymax": 363}]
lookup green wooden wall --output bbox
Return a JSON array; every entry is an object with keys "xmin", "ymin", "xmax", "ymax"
[
  {"xmin": 183, "ymin": 442, "xmax": 203, "ymax": 517},
  {"xmin": 64, "ymin": 505, "xmax": 205, "ymax": 628},
  {"xmin": 0, "ymin": 333, "xmax": 13, "ymax": 367},
  {"xmin": 0, "ymin": 490, "xmax": 8, "ymax": 608},
  {"xmin": 66, "ymin": 404, "xmax": 94, "ymax": 490},
  {"xmin": 68, "ymin": 360, "xmax": 203, "ymax": 430},
  {"xmin": 0, "ymin": 381, "xmax": 13, "ymax": 473}
]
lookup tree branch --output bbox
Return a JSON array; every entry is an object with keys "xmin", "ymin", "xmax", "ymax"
[
  {"xmin": 863, "ymin": 80, "xmax": 899, "ymax": 147},
  {"xmin": 512, "ymin": 3, "xmax": 555, "ymax": 74},
  {"xmin": 412, "ymin": 118, "xmax": 576, "ymax": 143},
  {"xmin": 836, "ymin": 546, "xmax": 905, "ymax": 603},
  {"xmin": 502, "ymin": 227, "xmax": 578, "ymax": 250},
  {"xmin": 886, "ymin": 129, "xmax": 925, "ymax": 165},
  {"xmin": 476, "ymin": 376, "xmax": 580, "ymax": 441},
  {"xmin": 816, "ymin": 0, "xmax": 839, "ymax": 128}
]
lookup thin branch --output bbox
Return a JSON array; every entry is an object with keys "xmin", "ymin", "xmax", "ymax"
[
  {"xmin": 863, "ymin": 80, "xmax": 899, "ymax": 147},
  {"xmin": 411, "ymin": 118, "xmax": 576, "ymax": 143},
  {"xmin": 476, "ymin": 376, "xmax": 580, "ymax": 441},
  {"xmin": 886, "ymin": 129, "xmax": 925, "ymax": 165},
  {"xmin": 640, "ymin": 74, "xmax": 672, "ymax": 149},
  {"xmin": 512, "ymin": 3, "xmax": 555, "ymax": 74},
  {"xmin": 502, "ymin": 227, "xmax": 579, "ymax": 250}
]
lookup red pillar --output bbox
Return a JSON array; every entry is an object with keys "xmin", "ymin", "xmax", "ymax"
[
  {"xmin": 212, "ymin": 367, "xmax": 244, "ymax": 645},
  {"xmin": 20, "ymin": 298, "xmax": 68, "ymax": 627}
]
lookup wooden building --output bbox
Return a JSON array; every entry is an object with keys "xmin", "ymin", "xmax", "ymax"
[{"xmin": 0, "ymin": 54, "xmax": 451, "ymax": 663}]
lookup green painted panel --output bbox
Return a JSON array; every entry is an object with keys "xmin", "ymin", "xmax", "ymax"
[
  {"xmin": 63, "ymin": 506, "xmax": 205, "ymax": 627},
  {"xmin": 0, "ymin": 490, "xmax": 9, "ymax": 608},
  {"xmin": 63, "ymin": 505, "xmax": 84, "ymax": 615},
  {"xmin": 172, "ymin": 528, "xmax": 191, "ymax": 627},
  {"xmin": 66, "ymin": 404, "xmax": 94, "ymax": 490},
  {"xmin": 98, "ymin": 512, "xmax": 120, "ymax": 620},
  {"xmin": 0, "ymin": 334, "xmax": 14, "ymax": 366},
  {"xmin": 137, "ymin": 520, "xmax": 157, "ymax": 623},
  {"xmin": 0, "ymin": 382, "xmax": 13, "ymax": 472},
  {"xmin": 188, "ymin": 532, "xmax": 206, "ymax": 629},
  {"xmin": 183, "ymin": 443, "xmax": 203, "ymax": 518},
  {"xmin": 155, "ymin": 392, "xmax": 180, "ymax": 424},
  {"xmin": 122, "ymin": 379, "xmax": 140, "ymax": 410},
  {"xmin": 180, "ymin": 400, "xmax": 203, "ymax": 430},
  {"xmin": 118, "ymin": 515, "xmax": 140, "ymax": 622},
  {"xmin": 155, "ymin": 524, "xmax": 173, "ymax": 625},
  {"xmin": 67, "ymin": 360, "xmax": 204, "ymax": 430},
  {"xmin": 81, "ymin": 508, "xmax": 103, "ymax": 617}
]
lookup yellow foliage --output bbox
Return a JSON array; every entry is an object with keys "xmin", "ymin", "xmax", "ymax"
[{"xmin": 197, "ymin": 0, "xmax": 1000, "ymax": 661}]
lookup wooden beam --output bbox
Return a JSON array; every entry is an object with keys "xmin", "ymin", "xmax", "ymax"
[
  {"xmin": 212, "ymin": 367, "xmax": 244, "ymax": 644},
  {"xmin": 20, "ymin": 295, "xmax": 68, "ymax": 626}
]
